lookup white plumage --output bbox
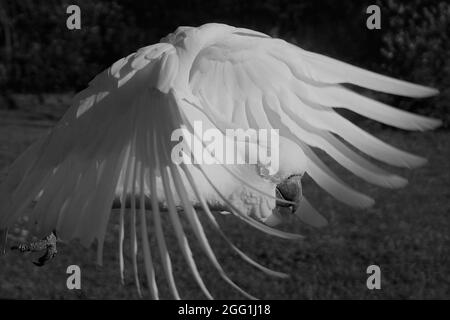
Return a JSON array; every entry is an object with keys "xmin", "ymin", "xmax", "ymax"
[{"xmin": 0, "ymin": 23, "xmax": 440, "ymax": 299}]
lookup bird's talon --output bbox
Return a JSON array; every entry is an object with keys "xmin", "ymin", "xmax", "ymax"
[{"xmin": 11, "ymin": 231, "xmax": 58, "ymax": 266}]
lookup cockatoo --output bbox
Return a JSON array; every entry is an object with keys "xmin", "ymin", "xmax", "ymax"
[{"xmin": 0, "ymin": 23, "xmax": 440, "ymax": 299}]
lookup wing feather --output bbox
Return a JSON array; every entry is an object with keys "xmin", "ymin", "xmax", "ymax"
[
  {"xmin": 0, "ymin": 24, "xmax": 442, "ymax": 300},
  {"xmin": 189, "ymin": 29, "xmax": 440, "ymax": 212}
]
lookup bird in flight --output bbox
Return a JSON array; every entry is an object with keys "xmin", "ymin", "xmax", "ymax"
[{"xmin": 0, "ymin": 23, "xmax": 440, "ymax": 299}]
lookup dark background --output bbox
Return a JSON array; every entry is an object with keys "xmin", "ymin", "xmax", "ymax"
[
  {"xmin": 0, "ymin": 0, "xmax": 449, "ymax": 299},
  {"xmin": 1, "ymin": 0, "xmax": 449, "ymax": 125}
]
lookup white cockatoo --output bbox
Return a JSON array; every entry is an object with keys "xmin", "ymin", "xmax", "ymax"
[{"xmin": 0, "ymin": 23, "xmax": 441, "ymax": 299}]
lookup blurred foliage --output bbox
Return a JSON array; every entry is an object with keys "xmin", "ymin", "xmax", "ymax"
[
  {"xmin": 0, "ymin": 0, "xmax": 448, "ymax": 125},
  {"xmin": 0, "ymin": 0, "xmax": 144, "ymax": 92},
  {"xmin": 378, "ymin": 0, "xmax": 450, "ymax": 127}
]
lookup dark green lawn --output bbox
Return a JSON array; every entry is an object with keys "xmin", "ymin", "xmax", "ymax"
[{"xmin": 0, "ymin": 95, "xmax": 449, "ymax": 299}]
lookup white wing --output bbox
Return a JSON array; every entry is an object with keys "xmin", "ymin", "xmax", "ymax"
[
  {"xmin": 0, "ymin": 24, "xmax": 440, "ymax": 299},
  {"xmin": 189, "ymin": 28, "xmax": 440, "ymax": 212},
  {"xmin": 0, "ymin": 38, "xmax": 293, "ymax": 300}
]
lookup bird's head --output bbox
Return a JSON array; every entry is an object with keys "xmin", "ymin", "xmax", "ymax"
[
  {"xmin": 160, "ymin": 26, "xmax": 192, "ymax": 47},
  {"xmin": 161, "ymin": 23, "xmax": 235, "ymax": 52}
]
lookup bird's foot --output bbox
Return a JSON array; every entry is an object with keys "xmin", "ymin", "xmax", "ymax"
[{"xmin": 11, "ymin": 230, "xmax": 58, "ymax": 267}]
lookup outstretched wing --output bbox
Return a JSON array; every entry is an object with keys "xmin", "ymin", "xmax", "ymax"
[
  {"xmin": 0, "ymin": 43, "xmax": 176, "ymax": 241},
  {"xmin": 189, "ymin": 29, "xmax": 441, "ymax": 215},
  {"xmin": 0, "ymin": 25, "xmax": 441, "ymax": 300},
  {"xmin": 0, "ymin": 39, "xmax": 294, "ymax": 300}
]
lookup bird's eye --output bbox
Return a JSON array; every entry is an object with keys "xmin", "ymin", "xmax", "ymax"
[{"xmin": 176, "ymin": 31, "xmax": 187, "ymax": 41}]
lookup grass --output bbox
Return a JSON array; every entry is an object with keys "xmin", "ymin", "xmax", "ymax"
[{"xmin": 0, "ymin": 94, "xmax": 449, "ymax": 299}]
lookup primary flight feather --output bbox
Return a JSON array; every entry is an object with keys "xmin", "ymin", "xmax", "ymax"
[{"xmin": 0, "ymin": 23, "xmax": 441, "ymax": 299}]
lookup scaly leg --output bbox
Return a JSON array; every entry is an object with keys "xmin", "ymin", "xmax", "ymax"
[{"xmin": 11, "ymin": 230, "xmax": 58, "ymax": 267}]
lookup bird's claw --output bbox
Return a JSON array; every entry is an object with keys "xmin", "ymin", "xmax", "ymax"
[{"xmin": 11, "ymin": 230, "xmax": 58, "ymax": 267}]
